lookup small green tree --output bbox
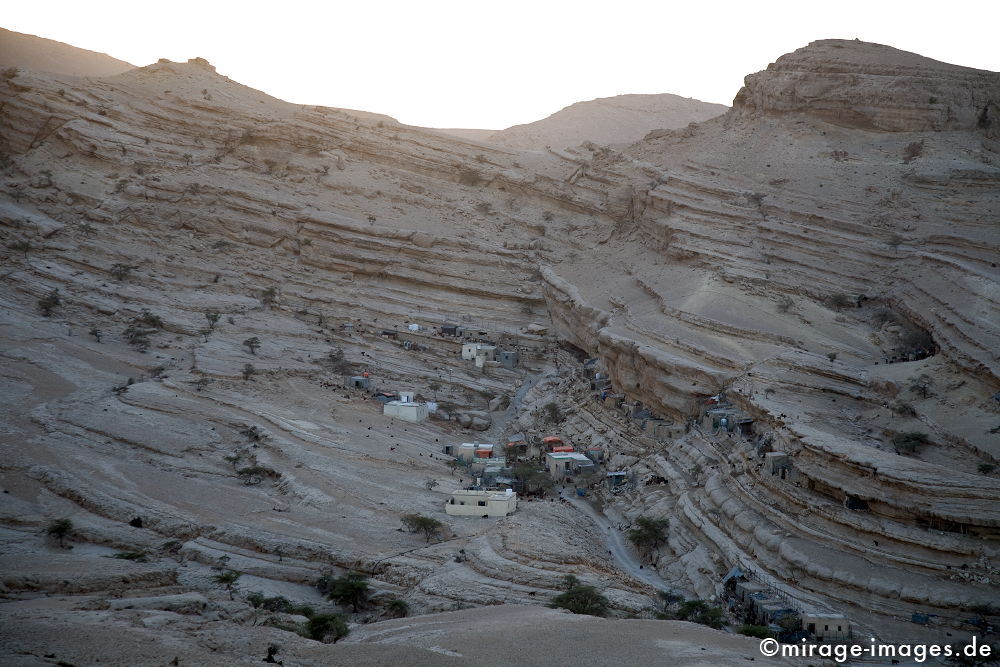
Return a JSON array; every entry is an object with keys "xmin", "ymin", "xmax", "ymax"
[
  {"xmin": 214, "ymin": 569, "xmax": 242, "ymax": 600},
  {"xmin": 738, "ymin": 624, "xmax": 774, "ymax": 638},
  {"xmin": 205, "ymin": 311, "xmax": 221, "ymax": 330},
  {"xmin": 543, "ymin": 402, "xmax": 563, "ymax": 422},
  {"xmin": 123, "ymin": 325, "xmax": 150, "ymax": 352},
  {"xmin": 674, "ymin": 599, "xmax": 725, "ymax": 629},
  {"xmin": 305, "ymin": 614, "xmax": 349, "ymax": 643},
  {"xmin": 89, "ymin": 327, "xmax": 103, "ymax": 342},
  {"xmin": 38, "ymin": 289, "xmax": 61, "ymax": 316},
  {"xmin": 549, "ymin": 582, "xmax": 608, "ymax": 617},
  {"xmin": 514, "ymin": 462, "xmax": 554, "ymax": 495},
  {"xmin": 401, "ymin": 513, "xmax": 443, "ymax": 542},
  {"xmin": 242, "ymin": 363, "xmax": 256, "ymax": 380},
  {"xmin": 243, "ymin": 337, "xmax": 261, "ymax": 355},
  {"xmin": 319, "ymin": 572, "xmax": 370, "ymax": 613},
  {"xmin": 978, "ymin": 463, "xmax": 996, "ymax": 475},
  {"xmin": 826, "ymin": 351, "xmax": 838, "ymax": 362},
  {"xmin": 892, "ymin": 431, "xmax": 929, "ymax": 454},
  {"xmin": 47, "ymin": 518, "xmax": 73, "ymax": 548},
  {"xmin": 260, "ymin": 286, "xmax": 277, "ymax": 307},
  {"xmin": 628, "ymin": 516, "xmax": 668, "ymax": 555}
]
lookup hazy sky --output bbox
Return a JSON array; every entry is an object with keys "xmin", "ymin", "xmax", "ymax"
[{"xmin": 6, "ymin": 1, "xmax": 999, "ymax": 129}]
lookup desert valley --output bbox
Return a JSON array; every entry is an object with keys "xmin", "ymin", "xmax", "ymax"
[{"xmin": 1, "ymin": 24, "xmax": 998, "ymax": 666}]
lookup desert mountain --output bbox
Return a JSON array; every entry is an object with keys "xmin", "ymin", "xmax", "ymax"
[
  {"xmin": 438, "ymin": 93, "xmax": 728, "ymax": 149},
  {"xmin": 0, "ymin": 26, "xmax": 135, "ymax": 77},
  {"xmin": 0, "ymin": 37, "xmax": 998, "ymax": 664}
]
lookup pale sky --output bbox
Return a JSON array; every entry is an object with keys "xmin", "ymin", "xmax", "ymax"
[{"xmin": 5, "ymin": 0, "xmax": 999, "ymax": 129}]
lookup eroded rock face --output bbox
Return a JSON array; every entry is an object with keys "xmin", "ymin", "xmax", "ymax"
[
  {"xmin": 0, "ymin": 38, "xmax": 997, "ymax": 661},
  {"xmin": 732, "ymin": 39, "xmax": 1000, "ymax": 136}
]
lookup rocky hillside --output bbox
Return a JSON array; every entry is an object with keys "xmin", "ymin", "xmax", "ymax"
[
  {"xmin": 1, "ymin": 39, "xmax": 998, "ymax": 663},
  {"xmin": 439, "ymin": 93, "xmax": 728, "ymax": 149},
  {"xmin": 0, "ymin": 26, "xmax": 135, "ymax": 77}
]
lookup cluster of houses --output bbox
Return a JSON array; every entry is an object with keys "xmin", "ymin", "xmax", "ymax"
[{"xmin": 724, "ymin": 567, "xmax": 851, "ymax": 642}]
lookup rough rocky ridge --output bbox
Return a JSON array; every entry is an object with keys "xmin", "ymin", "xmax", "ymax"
[{"xmin": 1, "ymin": 36, "xmax": 998, "ymax": 663}]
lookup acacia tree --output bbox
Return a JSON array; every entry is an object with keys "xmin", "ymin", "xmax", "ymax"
[
  {"xmin": 401, "ymin": 513, "xmax": 443, "ymax": 542},
  {"xmin": 47, "ymin": 518, "xmax": 73, "ymax": 548},
  {"xmin": 319, "ymin": 572, "xmax": 370, "ymax": 613},
  {"xmin": 243, "ymin": 337, "xmax": 261, "ymax": 355},
  {"xmin": 628, "ymin": 516, "xmax": 668, "ymax": 558},
  {"xmin": 549, "ymin": 579, "xmax": 608, "ymax": 617},
  {"xmin": 214, "ymin": 569, "xmax": 242, "ymax": 600}
]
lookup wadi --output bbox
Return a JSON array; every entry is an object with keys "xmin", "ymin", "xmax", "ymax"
[{"xmin": 1, "ymin": 25, "xmax": 998, "ymax": 666}]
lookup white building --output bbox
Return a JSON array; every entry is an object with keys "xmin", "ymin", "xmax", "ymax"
[
  {"xmin": 462, "ymin": 343, "xmax": 497, "ymax": 362},
  {"xmin": 445, "ymin": 489, "xmax": 517, "ymax": 517},
  {"xmin": 546, "ymin": 451, "xmax": 596, "ymax": 478},
  {"xmin": 802, "ymin": 613, "xmax": 851, "ymax": 641},
  {"xmin": 384, "ymin": 400, "xmax": 428, "ymax": 422}
]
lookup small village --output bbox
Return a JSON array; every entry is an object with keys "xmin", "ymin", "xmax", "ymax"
[{"xmin": 332, "ymin": 317, "xmax": 864, "ymax": 647}]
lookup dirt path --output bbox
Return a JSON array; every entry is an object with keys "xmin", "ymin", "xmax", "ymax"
[{"xmin": 565, "ymin": 494, "xmax": 679, "ymax": 594}]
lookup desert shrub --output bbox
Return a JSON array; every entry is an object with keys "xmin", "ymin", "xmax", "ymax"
[
  {"xmin": 386, "ymin": 599, "xmax": 409, "ymax": 618},
  {"xmin": 977, "ymin": 463, "xmax": 996, "ymax": 475},
  {"xmin": 891, "ymin": 401, "xmax": 916, "ymax": 417},
  {"xmin": 89, "ymin": 327, "xmax": 103, "ymax": 342},
  {"xmin": 242, "ymin": 363, "xmax": 256, "ymax": 380},
  {"xmin": 260, "ymin": 286, "xmax": 277, "ymax": 307},
  {"xmin": 135, "ymin": 309, "xmax": 163, "ymax": 329},
  {"xmin": 112, "ymin": 551, "xmax": 148, "ymax": 562},
  {"xmin": 243, "ymin": 337, "xmax": 261, "ymax": 355},
  {"xmin": 775, "ymin": 295, "xmax": 794, "ymax": 313},
  {"xmin": 543, "ymin": 402, "xmax": 563, "ymax": 422},
  {"xmin": 549, "ymin": 583, "xmax": 608, "ymax": 617},
  {"xmin": 739, "ymin": 624, "xmax": 774, "ymax": 639},
  {"xmin": 205, "ymin": 311, "xmax": 221, "ymax": 329},
  {"xmin": 123, "ymin": 325, "xmax": 150, "ymax": 352},
  {"xmin": 304, "ymin": 613, "xmax": 349, "ymax": 643},
  {"xmin": 38, "ymin": 289, "xmax": 60, "ymax": 316},
  {"xmin": 240, "ymin": 425, "xmax": 266, "ymax": 442},
  {"xmin": 109, "ymin": 263, "xmax": 136, "ymax": 280},
  {"xmin": 826, "ymin": 352, "xmax": 838, "ymax": 362},
  {"xmin": 892, "ymin": 431, "xmax": 929, "ymax": 454}
]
